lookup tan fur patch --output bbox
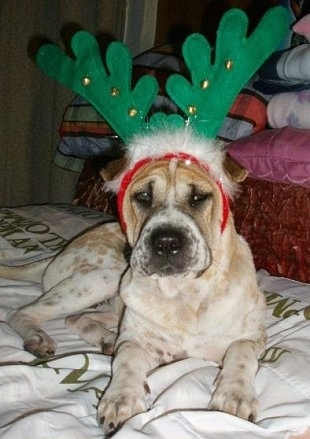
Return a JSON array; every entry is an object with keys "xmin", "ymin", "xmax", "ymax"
[{"xmin": 122, "ymin": 159, "xmax": 224, "ymax": 248}]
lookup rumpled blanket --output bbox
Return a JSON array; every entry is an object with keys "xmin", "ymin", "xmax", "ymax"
[{"xmin": 0, "ymin": 205, "xmax": 309, "ymax": 439}]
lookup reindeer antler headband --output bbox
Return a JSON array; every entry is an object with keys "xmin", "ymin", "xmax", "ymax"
[
  {"xmin": 37, "ymin": 7, "xmax": 288, "ymax": 142},
  {"xmin": 36, "ymin": 7, "xmax": 288, "ymax": 233}
]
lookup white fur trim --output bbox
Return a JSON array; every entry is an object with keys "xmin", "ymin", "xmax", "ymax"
[{"xmin": 105, "ymin": 128, "xmax": 236, "ymax": 197}]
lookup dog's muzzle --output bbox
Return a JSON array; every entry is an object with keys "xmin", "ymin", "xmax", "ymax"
[{"xmin": 131, "ymin": 209, "xmax": 211, "ymax": 278}]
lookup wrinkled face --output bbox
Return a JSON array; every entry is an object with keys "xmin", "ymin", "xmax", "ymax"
[{"xmin": 121, "ymin": 158, "xmax": 224, "ymax": 278}]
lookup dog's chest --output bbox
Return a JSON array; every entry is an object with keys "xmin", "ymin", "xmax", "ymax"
[{"xmin": 120, "ymin": 274, "xmax": 242, "ymax": 363}]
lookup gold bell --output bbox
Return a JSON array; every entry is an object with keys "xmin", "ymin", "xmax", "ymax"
[
  {"xmin": 187, "ymin": 105, "xmax": 197, "ymax": 115},
  {"xmin": 110, "ymin": 87, "xmax": 120, "ymax": 97},
  {"xmin": 200, "ymin": 79, "xmax": 209, "ymax": 89},
  {"xmin": 82, "ymin": 76, "xmax": 91, "ymax": 86},
  {"xmin": 225, "ymin": 60, "xmax": 234, "ymax": 70},
  {"xmin": 128, "ymin": 108, "xmax": 138, "ymax": 117}
]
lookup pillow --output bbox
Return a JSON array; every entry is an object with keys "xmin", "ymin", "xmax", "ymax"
[
  {"xmin": 267, "ymin": 89, "xmax": 310, "ymax": 129},
  {"xmin": 58, "ymin": 94, "xmax": 121, "ymax": 158},
  {"xmin": 218, "ymin": 81, "xmax": 269, "ymax": 142},
  {"xmin": 0, "ymin": 204, "xmax": 114, "ymax": 265},
  {"xmin": 227, "ymin": 127, "xmax": 310, "ymax": 187}
]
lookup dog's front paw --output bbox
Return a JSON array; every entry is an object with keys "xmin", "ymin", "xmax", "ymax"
[
  {"xmin": 208, "ymin": 377, "xmax": 259, "ymax": 421},
  {"xmin": 24, "ymin": 329, "xmax": 56, "ymax": 358},
  {"xmin": 98, "ymin": 385, "xmax": 149, "ymax": 435}
]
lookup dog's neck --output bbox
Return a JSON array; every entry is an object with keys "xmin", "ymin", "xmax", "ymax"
[{"xmin": 155, "ymin": 276, "xmax": 199, "ymax": 298}]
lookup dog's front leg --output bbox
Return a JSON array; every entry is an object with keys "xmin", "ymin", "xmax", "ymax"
[
  {"xmin": 98, "ymin": 339, "xmax": 157, "ymax": 435},
  {"xmin": 8, "ymin": 268, "xmax": 120, "ymax": 357},
  {"xmin": 208, "ymin": 338, "xmax": 265, "ymax": 421}
]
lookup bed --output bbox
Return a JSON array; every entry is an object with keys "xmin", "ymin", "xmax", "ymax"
[
  {"xmin": 0, "ymin": 203, "xmax": 309, "ymax": 439},
  {"xmin": 1, "ymin": 23, "xmax": 310, "ymax": 438}
]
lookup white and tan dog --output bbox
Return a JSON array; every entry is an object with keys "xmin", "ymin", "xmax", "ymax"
[{"xmin": 1, "ymin": 130, "xmax": 266, "ymax": 435}]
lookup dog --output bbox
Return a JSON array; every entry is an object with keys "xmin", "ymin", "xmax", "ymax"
[{"xmin": 1, "ymin": 130, "xmax": 266, "ymax": 435}]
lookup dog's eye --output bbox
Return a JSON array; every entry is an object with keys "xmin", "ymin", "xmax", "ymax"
[
  {"xmin": 133, "ymin": 189, "xmax": 152, "ymax": 207},
  {"xmin": 189, "ymin": 190, "xmax": 212, "ymax": 207}
]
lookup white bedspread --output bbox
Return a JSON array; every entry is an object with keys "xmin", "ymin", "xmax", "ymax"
[{"xmin": 0, "ymin": 205, "xmax": 309, "ymax": 439}]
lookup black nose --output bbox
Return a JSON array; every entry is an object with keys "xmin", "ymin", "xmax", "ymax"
[{"xmin": 151, "ymin": 228, "xmax": 184, "ymax": 257}]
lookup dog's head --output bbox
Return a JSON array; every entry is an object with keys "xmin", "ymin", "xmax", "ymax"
[{"xmin": 102, "ymin": 130, "xmax": 247, "ymax": 279}]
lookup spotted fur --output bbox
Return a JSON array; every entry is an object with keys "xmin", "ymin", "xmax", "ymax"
[{"xmin": 2, "ymin": 133, "xmax": 265, "ymax": 435}]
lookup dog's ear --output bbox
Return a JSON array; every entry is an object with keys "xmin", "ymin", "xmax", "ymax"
[
  {"xmin": 223, "ymin": 154, "xmax": 248, "ymax": 183},
  {"xmin": 100, "ymin": 157, "xmax": 128, "ymax": 181}
]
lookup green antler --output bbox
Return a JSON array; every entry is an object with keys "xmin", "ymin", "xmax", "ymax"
[
  {"xmin": 166, "ymin": 6, "xmax": 289, "ymax": 138},
  {"xmin": 36, "ymin": 31, "xmax": 158, "ymax": 142},
  {"xmin": 36, "ymin": 7, "xmax": 288, "ymax": 143}
]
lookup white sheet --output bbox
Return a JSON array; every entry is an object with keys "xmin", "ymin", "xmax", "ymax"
[{"xmin": 0, "ymin": 205, "xmax": 309, "ymax": 439}]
